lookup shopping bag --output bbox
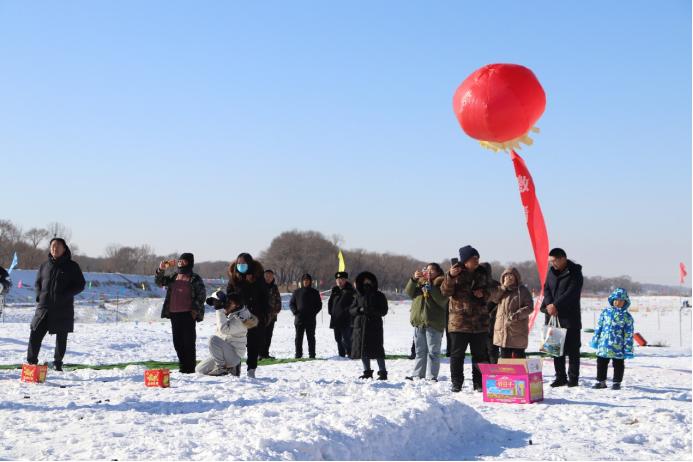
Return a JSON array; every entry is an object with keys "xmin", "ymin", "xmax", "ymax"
[{"xmin": 540, "ymin": 316, "xmax": 567, "ymax": 357}]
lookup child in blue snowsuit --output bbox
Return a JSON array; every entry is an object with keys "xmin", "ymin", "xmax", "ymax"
[{"xmin": 590, "ymin": 288, "xmax": 634, "ymax": 390}]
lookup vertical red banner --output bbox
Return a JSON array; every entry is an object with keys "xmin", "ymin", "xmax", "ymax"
[
  {"xmin": 680, "ymin": 262, "xmax": 688, "ymax": 284},
  {"xmin": 510, "ymin": 150, "xmax": 549, "ymax": 330}
]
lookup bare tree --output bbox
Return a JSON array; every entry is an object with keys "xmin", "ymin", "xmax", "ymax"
[
  {"xmin": 46, "ymin": 222, "xmax": 72, "ymax": 242},
  {"xmin": 24, "ymin": 228, "xmax": 50, "ymax": 249}
]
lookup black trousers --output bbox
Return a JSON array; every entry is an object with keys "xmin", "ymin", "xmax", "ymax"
[
  {"xmin": 449, "ymin": 332, "xmax": 489, "ymax": 387},
  {"xmin": 553, "ymin": 327, "xmax": 581, "ymax": 381},
  {"xmin": 246, "ymin": 324, "xmax": 266, "ymax": 371},
  {"xmin": 487, "ymin": 333, "xmax": 500, "ymax": 364},
  {"xmin": 170, "ymin": 312, "xmax": 196, "ymax": 373},
  {"xmin": 27, "ymin": 319, "xmax": 68, "ymax": 365},
  {"xmin": 333, "ymin": 325, "xmax": 352, "ymax": 357},
  {"xmin": 500, "ymin": 347, "xmax": 526, "ymax": 359},
  {"xmin": 261, "ymin": 318, "xmax": 276, "ymax": 357},
  {"xmin": 597, "ymin": 356, "xmax": 625, "ymax": 382},
  {"xmin": 295, "ymin": 320, "xmax": 316, "ymax": 358}
]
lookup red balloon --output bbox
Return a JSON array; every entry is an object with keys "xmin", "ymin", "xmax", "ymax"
[{"xmin": 453, "ymin": 64, "xmax": 546, "ymax": 145}]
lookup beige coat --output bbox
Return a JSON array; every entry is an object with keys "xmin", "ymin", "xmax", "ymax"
[{"xmin": 492, "ymin": 268, "xmax": 533, "ymax": 349}]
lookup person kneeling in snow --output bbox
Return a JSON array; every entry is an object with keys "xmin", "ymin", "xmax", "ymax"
[
  {"xmin": 589, "ymin": 288, "xmax": 634, "ymax": 390},
  {"xmin": 196, "ymin": 290, "xmax": 258, "ymax": 376}
]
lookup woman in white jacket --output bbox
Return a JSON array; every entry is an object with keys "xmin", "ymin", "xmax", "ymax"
[{"xmin": 196, "ymin": 291, "xmax": 258, "ymax": 376}]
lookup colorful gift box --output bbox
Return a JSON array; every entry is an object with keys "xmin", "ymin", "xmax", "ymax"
[
  {"xmin": 479, "ymin": 358, "xmax": 543, "ymax": 404},
  {"xmin": 20, "ymin": 364, "xmax": 48, "ymax": 383},
  {"xmin": 144, "ymin": 368, "xmax": 170, "ymax": 388}
]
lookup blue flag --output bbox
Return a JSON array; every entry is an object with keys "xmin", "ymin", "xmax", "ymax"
[{"xmin": 7, "ymin": 253, "xmax": 18, "ymax": 274}]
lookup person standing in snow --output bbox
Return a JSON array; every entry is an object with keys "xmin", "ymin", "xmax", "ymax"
[
  {"xmin": 290, "ymin": 273, "xmax": 322, "ymax": 359},
  {"xmin": 491, "ymin": 267, "xmax": 533, "ymax": 359},
  {"xmin": 589, "ymin": 288, "xmax": 634, "ymax": 390},
  {"xmin": 405, "ymin": 263, "xmax": 447, "ymax": 381},
  {"xmin": 441, "ymin": 245, "xmax": 492, "ymax": 393},
  {"xmin": 350, "ymin": 271, "xmax": 389, "ymax": 380},
  {"xmin": 197, "ymin": 291, "xmax": 258, "ymax": 376},
  {"xmin": 155, "ymin": 253, "xmax": 206, "ymax": 374},
  {"xmin": 227, "ymin": 253, "xmax": 270, "ymax": 378},
  {"xmin": 260, "ymin": 269, "xmax": 282, "ymax": 360},
  {"xmin": 540, "ymin": 248, "xmax": 584, "ymax": 387},
  {"xmin": 26, "ymin": 238, "xmax": 86, "ymax": 371},
  {"xmin": 482, "ymin": 262, "xmax": 501, "ymax": 364},
  {"xmin": 328, "ymin": 271, "xmax": 355, "ymax": 358}
]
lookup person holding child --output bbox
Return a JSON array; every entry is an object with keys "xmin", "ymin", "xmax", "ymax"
[{"xmin": 590, "ymin": 287, "xmax": 634, "ymax": 390}]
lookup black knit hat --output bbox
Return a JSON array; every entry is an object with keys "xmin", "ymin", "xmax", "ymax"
[
  {"xmin": 301, "ymin": 273, "xmax": 313, "ymax": 281},
  {"xmin": 458, "ymin": 245, "xmax": 480, "ymax": 264},
  {"xmin": 335, "ymin": 271, "xmax": 349, "ymax": 279},
  {"xmin": 179, "ymin": 253, "xmax": 194, "ymax": 268}
]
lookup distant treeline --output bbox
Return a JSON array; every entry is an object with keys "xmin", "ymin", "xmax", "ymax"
[{"xmin": 1, "ymin": 219, "xmax": 690, "ymax": 296}]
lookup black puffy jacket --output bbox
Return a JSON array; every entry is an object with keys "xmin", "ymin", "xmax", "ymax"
[
  {"xmin": 290, "ymin": 286, "xmax": 322, "ymax": 325},
  {"xmin": 541, "ymin": 260, "xmax": 583, "ymax": 329},
  {"xmin": 349, "ymin": 272, "xmax": 388, "ymax": 360},
  {"xmin": 328, "ymin": 282, "xmax": 355, "ymax": 329},
  {"xmin": 31, "ymin": 246, "xmax": 85, "ymax": 333}
]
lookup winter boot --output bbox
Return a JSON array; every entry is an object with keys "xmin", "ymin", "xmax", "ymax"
[
  {"xmin": 51, "ymin": 361, "xmax": 63, "ymax": 372},
  {"xmin": 567, "ymin": 378, "xmax": 579, "ymax": 387},
  {"xmin": 208, "ymin": 366, "xmax": 230, "ymax": 376},
  {"xmin": 550, "ymin": 377, "xmax": 568, "ymax": 387},
  {"xmin": 612, "ymin": 382, "xmax": 621, "ymax": 390},
  {"xmin": 377, "ymin": 370, "xmax": 388, "ymax": 381},
  {"xmin": 592, "ymin": 381, "xmax": 607, "ymax": 389},
  {"xmin": 247, "ymin": 368, "xmax": 256, "ymax": 379},
  {"xmin": 359, "ymin": 369, "xmax": 373, "ymax": 379},
  {"xmin": 451, "ymin": 383, "xmax": 462, "ymax": 393},
  {"xmin": 473, "ymin": 383, "xmax": 483, "ymax": 392},
  {"xmin": 230, "ymin": 364, "xmax": 241, "ymax": 377}
]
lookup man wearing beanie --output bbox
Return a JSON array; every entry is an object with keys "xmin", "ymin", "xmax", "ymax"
[
  {"xmin": 441, "ymin": 245, "xmax": 492, "ymax": 393},
  {"xmin": 155, "ymin": 252, "xmax": 207, "ymax": 373},
  {"xmin": 289, "ymin": 273, "xmax": 322, "ymax": 358},
  {"xmin": 328, "ymin": 271, "xmax": 355, "ymax": 357}
]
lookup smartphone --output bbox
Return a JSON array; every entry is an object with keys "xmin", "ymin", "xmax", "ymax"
[{"xmin": 450, "ymin": 257, "xmax": 459, "ymax": 266}]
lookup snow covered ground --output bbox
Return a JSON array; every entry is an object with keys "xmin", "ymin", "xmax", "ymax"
[{"xmin": 0, "ymin": 296, "xmax": 691, "ymax": 460}]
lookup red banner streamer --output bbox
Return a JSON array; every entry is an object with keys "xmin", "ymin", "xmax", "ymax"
[
  {"xmin": 680, "ymin": 262, "xmax": 688, "ymax": 284},
  {"xmin": 510, "ymin": 150, "xmax": 549, "ymax": 331}
]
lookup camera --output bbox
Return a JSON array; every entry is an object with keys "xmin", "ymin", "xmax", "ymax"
[{"xmin": 205, "ymin": 289, "xmax": 228, "ymax": 310}]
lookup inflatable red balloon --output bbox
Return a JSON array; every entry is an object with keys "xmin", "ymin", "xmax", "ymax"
[
  {"xmin": 452, "ymin": 63, "xmax": 550, "ymax": 331},
  {"xmin": 453, "ymin": 63, "xmax": 546, "ymax": 152}
]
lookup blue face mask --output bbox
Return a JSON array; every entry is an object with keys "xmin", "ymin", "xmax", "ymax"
[{"xmin": 236, "ymin": 263, "xmax": 248, "ymax": 274}]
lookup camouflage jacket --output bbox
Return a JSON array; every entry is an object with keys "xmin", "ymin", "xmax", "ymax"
[
  {"xmin": 267, "ymin": 283, "xmax": 282, "ymax": 321},
  {"xmin": 440, "ymin": 265, "xmax": 491, "ymax": 333},
  {"xmin": 155, "ymin": 269, "xmax": 206, "ymax": 322}
]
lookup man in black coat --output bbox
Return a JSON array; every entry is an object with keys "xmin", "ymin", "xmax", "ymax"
[
  {"xmin": 540, "ymin": 247, "xmax": 584, "ymax": 387},
  {"xmin": 290, "ymin": 273, "xmax": 322, "ymax": 358},
  {"xmin": 27, "ymin": 238, "xmax": 86, "ymax": 371},
  {"xmin": 328, "ymin": 271, "xmax": 354, "ymax": 357}
]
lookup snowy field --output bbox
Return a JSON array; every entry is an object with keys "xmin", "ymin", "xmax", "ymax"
[{"xmin": 0, "ymin": 296, "xmax": 691, "ymax": 460}]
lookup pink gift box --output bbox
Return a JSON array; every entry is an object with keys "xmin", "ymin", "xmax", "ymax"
[{"xmin": 479, "ymin": 358, "xmax": 544, "ymax": 404}]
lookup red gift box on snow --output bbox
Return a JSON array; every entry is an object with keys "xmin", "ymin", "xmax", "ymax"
[
  {"xmin": 144, "ymin": 369, "xmax": 170, "ymax": 388},
  {"xmin": 21, "ymin": 364, "xmax": 48, "ymax": 383}
]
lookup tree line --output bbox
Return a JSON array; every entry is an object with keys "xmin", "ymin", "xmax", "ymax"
[{"xmin": 0, "ymin": 219, "xmax": 689, "ymax": 296}]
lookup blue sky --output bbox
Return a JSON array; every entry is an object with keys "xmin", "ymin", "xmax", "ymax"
[{"xmin": 1, "ymin": 1, "xmax": 690, "ymax": 286}]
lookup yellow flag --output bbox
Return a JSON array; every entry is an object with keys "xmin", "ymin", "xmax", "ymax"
[{"xmin": 337, "ymin": 250, "xmax": 346, "ymax": 272}]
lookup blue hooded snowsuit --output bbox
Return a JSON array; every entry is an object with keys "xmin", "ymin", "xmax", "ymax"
[{"xmin": 590, "ymin": 288, "xmax": 634, "ymax": 359}]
